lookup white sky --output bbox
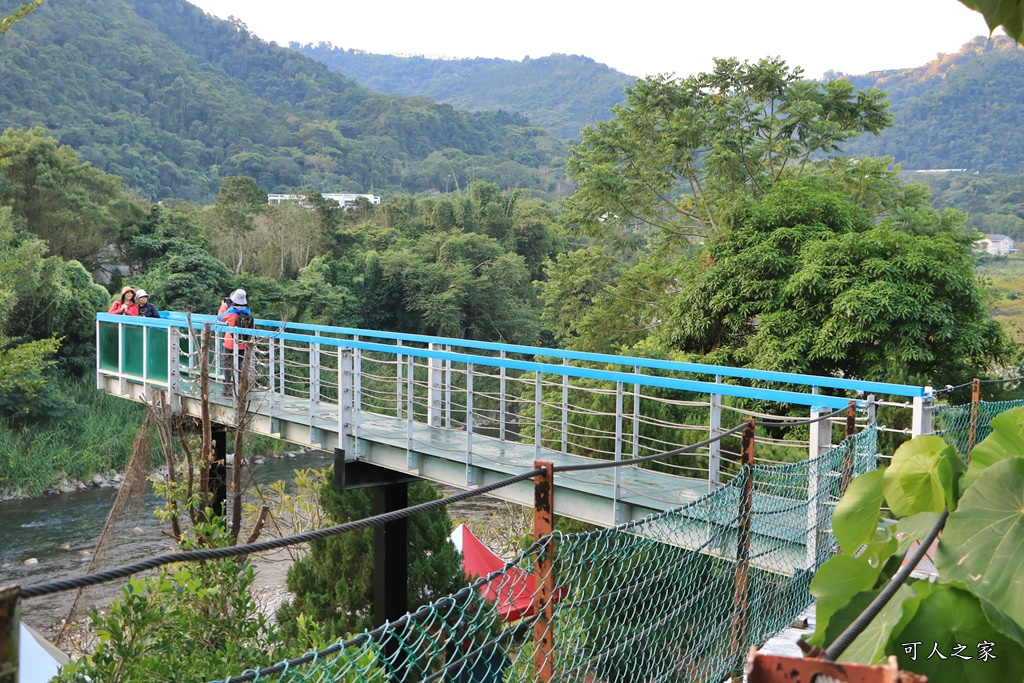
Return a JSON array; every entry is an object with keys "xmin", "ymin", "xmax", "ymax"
[{"xmin": 189, "ymin": 0, "xmax": 995, "ymax": 79}]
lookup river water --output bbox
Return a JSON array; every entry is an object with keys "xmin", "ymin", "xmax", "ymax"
[{"xmin": 0, "ymin": 450, "xmax": 505, "ymax": 642}]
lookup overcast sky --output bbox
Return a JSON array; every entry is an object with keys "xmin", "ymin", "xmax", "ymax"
[{"xmin": 189, "ymin": 0, "xmax": 996, "ymax": 79}]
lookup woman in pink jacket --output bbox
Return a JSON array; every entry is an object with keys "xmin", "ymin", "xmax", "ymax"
[{"xmin": 108, "ymin": 285, "xmax": 139, "ymax": 316}]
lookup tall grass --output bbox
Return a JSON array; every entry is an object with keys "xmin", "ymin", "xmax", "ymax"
[
  {"xmin": 0, "ymin": 378, "xmax": 149, "ymax": 497},
  {"xmin": 0, "ymin": 377, "xmax": 291, "ymax": 497}
]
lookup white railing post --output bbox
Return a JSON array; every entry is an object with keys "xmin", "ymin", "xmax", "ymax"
[
  {"xmin": 808, "ymin": 388, "xmax": 831, "ymax": 460},
  {"xmin": 561, "ymin": 359, "xmax": 569, "ymax": 454},
  {"xmin": 141, "ymin": 320, "xmax": 149, "ymax": 386},
  {"xmin": 340, "ymin": 348, "xmax": 354, "ymax": 456},
  {"xmin": 499, "ymin": 350, "xmax": 506, "ymax": 441},
  {"xmin": 267, "ymin": 332, "xmax": 276, "ymax": 412},
  {"xmin": 278, "ymin": 337, "xmax": 285, "ymax": 396},
  {"xmin": 866, "ymin": 394, "xmax": 876, "ymax": 424},
  {"xmin": 911, "ymin": 388, "xmax": 934, "ymax": 437},
  {"xmin": 310, "ymin": 330, "xmax": 321, "ymax": 402},
  {"xmin": 396, "ymin": 341, "xmax": 403, "ymax": 419},
  {"xmin": 535, "ymin": 372, "xmax": 543, "ymax": 459},
  {"xmin": 614, "ymin": 380, "xmax": 624, "ymax": 524},
  {"xmin": 407, "ymin": 355, "xmax": 416, "ymax": 470},
  {"xmin": 708, "ymin": 374, "xmax": 722, "ymax": 492},
  {"xmin": 466, "ymin": 362, "xmax": 476, "ymax": 485},
  {"xmin": 806, "ymin": 453, "xmax": 820, "ymax": 570},
  {"xmin": 632, "ymin": 367, "xmax": 641, "ymax": 462},
  {"xmin": 95, "ymin": 319, "xmax": 103, "ymax": 390},
  {"xmin": 353, "ymin": 337, "xmax": 362, "ymax": 443},
  {"xmin": 117, "ymin": 321, "xmax": 125, "ymax": 395},
  {"xmin": 168, "ymin": 327, "xmax": 181, "ymax": 414},
  {"xmin": 445, "ymin": 347, "xmax": 452, "ymax": 429},
  {"xmin": 427, "ymin": 343, "xmax": 444, "ymax": 428}
]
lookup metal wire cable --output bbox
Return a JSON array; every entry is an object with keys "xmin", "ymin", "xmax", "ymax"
[
  {"xmin": 552, "ymin": 406, "xmax": 848, "ymax": 474},
  {"xmin": 20, "ymin": 468, "xmax": 543, "ymax": 599}
]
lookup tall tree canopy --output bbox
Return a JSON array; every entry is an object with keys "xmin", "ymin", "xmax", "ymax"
[
  {"xmin": 564, "ymin": 58, "xmax": 891, "ymax": 240},
  {"xmin": 544, "ymin": 59, "xmax": 1010, "ymax": 387}
]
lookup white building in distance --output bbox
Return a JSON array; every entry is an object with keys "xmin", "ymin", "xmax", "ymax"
[
  {"xmin": 268, "ymin": 193, "xmax": 381, "ymax": 208},
  {"xmin": 976, "ymin": 234, "xmax": 1018, "ymax": 255}
]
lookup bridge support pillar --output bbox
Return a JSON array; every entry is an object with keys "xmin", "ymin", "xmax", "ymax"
[
  {"xmin": 374, "ymin": 482, "xmax": 408, "ymax": 669},
  {"xmin": 211, "ymin": 427, "xmax": 227, "ymax": 520}
]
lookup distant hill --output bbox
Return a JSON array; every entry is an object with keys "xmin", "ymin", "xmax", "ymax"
[
  {"xmin": 838, "ymin": 36, "xmax": 1024, "ymax": 173},
  {"xmin": 294, "ymin": 45, "xmax": 637, "ymax": 140},
  {"xmin": 0, "ymin": 0, "xmax": 566, "ymax": 201}
]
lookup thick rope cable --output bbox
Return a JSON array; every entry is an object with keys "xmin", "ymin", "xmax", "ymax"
[{"xmin": 20, "ymin": 468, "xmax": 543, "ymax": 599}]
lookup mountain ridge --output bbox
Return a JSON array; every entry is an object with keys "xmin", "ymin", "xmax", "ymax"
[
  {"xmin": 293, "ymin": 44, "xmax": 637, "ymax": 139},
  {"xmin": 0, "ymin": 0, "xmax": 566, "ymax": 200}
]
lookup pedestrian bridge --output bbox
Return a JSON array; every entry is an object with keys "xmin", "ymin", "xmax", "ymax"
[{"xmin": 95, "ymin": 312, "xmax": 933, "ymax": 575}]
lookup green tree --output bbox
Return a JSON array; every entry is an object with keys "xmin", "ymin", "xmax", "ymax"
[
  {"xmin": 204, "ymin": 176, "xmax": 267, "ymax": 275},
  {"xmin": 276, "ymin": 479, "xmax": 464, "ymax": 641},
  {"xmin": 650, "ymin": 178, "xmax": 1009, "ymax": 386},
  {"xmin": 55, "ymin": 557, "xmax": 281, "ymax": 683},
  {"xmin": 564, "ymin": 58, "xmax": 890, "ymax": 240},
  {"xmin": 0, "ymin": 127, "xmax": 143, "ymax": 271},
  {"xmin": 0, "ymin": 208, "xmax": 57, "ymax": 407}
]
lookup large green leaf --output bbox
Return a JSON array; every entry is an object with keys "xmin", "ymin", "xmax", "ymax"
[
  {"xmin": 882, "ymin": 435, "xmax": 964, "ymax": 517},
  {"xmin": 962, "ymin": 405, "xmax": 1024, "ymax": 493},
  {"xmin": 958, "ymin": 0, "xmax": 1024, "ymax": 42},
  {"xmin": 837, "ymin": 584, "xmax": 921, "ymax": 665},
  {"xmin": 895, "ymin": 584, "xmax": 1024, "ymax": 682},
  {"xmin": 893, "ymin": 511, "xmax": 941, "ymax": 556},
  {"xmin": 937, "ymin": 457, "xmax": 1024, "ymax": 638},
  {"xmin": 834, "ymin": 469, "xmax": 884, "ymax": 554},
  {"xmin": 809, "ymin": 554, "xmax": 881, "ymax": 645}
]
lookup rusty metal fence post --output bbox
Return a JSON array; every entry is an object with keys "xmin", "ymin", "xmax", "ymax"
[
  {"xmin": 0, "ymin": 585, "xmax": 19, "ymax": 683},
  {"xmin": 967, "ymin": 378, "xmax": 981, "ymax": 460},
  {"xmin": 533, "ymin": 461, "xmax": 555, "ymax": 683},
  {"xmin": 731, "ymin": 419, "xmax": 755, "ymax": 682},
  {"xmin": 840, "ymin": 400, "xmax": 857, "ymax": 495}
]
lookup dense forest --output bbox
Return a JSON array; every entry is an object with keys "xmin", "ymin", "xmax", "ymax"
[
  {"xmin": 840, "ymin": 36, "xmax": 1024, "ymax": 172},
  {"xmin": 294, "ymin": 45, "xmax": 637, "ymax": 139},
  {"xmin": 0, "ymin": 0, "xmax": 568, "ymax": 201}
]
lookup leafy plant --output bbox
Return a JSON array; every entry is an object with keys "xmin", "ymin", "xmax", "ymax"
[{"xmin": 806, "ymin": 406, "xmax": 1024, "ymax": 681}]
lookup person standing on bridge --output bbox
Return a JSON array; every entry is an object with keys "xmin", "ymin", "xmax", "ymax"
[
  {"xmin": 107, "ymin": 285, "xmax": 139, "ymax": 315},
  {"xmin": 135, "ymin": 289, "xmax": 160, "ymax": 318},
  {"xmin": 218, "ymin": 289, "xmax": 253, "ymax": 397}
]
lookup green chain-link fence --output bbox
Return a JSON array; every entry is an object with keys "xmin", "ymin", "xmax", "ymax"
[
  {"xmin": 215, "ymin": 426, "xmax": 878, "ymax": 683},
  {"xmin": 933, "ymin": 399, "xmax": 1024, "ymax": 457}
]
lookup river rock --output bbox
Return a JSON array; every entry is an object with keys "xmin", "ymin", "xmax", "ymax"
[
  {"xmin": 23, "ymin": 557, "xmax": 38, "ymax": 565},
  {"xmin": 1, "ymin": 563, "xmax": 10, "ymax": 569},
  {"xmin": 254, "ymin": 457, "xmax": 266, "ymax": 465},
  {"xmin": 76, "ymin": 481, "xmax": 88, "ymax": 491},
  {"xmin": 132, "ymin": 526, "xmax": 144, "ymax": 534},
  {"xmin": 92, "ymin": 474, "xmax": 105, "ymax": 486},
  {"xmin": 113, "ymin": 473, "xmax": 124, "ymax": 483}
]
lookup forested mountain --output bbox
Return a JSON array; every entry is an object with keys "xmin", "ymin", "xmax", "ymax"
[
  {"xmin": 0, "ymin": 0, "xmax": 567, "ymax": 201},
  {"xmin": 294, "ymin": 45, "xmax": 637, "ymax": 140},
  {"xmin": 839, "ymin": 36, "xmax": 1024, "ymax": 172}
]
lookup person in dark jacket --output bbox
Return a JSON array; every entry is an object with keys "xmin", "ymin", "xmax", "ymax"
[{"xmin": 135, "ymin": 289, "xmax": 160, "ymax": 318}]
